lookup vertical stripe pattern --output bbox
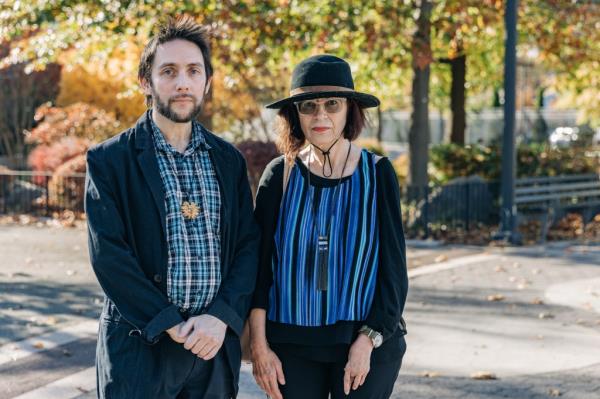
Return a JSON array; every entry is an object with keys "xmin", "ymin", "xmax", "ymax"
[{"xmin": 268, "ymin": 150, "xmax": 379, "ymax": 326}]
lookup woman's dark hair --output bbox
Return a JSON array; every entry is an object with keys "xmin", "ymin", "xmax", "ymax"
[
  {"xmin": 275, "ymin": 98, "xmax": 366, "ymax": 161},
  {"xmin": 138, "ymin": 15, "xmax": 213, "ymax": 106}
]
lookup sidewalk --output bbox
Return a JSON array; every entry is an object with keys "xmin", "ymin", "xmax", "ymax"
[
  {"xmin": 394, "ymin": 244, "xmax": 600, "ymax": 398},
  {"xmin": 1, "ymin": 225, "xmax": 600, "ymax": 398}
]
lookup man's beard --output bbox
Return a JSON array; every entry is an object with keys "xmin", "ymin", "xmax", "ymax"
[{"xmin": 153, "ymin": 91, "xmax": 203, "ymax": 123}]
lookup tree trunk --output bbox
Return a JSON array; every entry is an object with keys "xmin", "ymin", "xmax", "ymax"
[
  {"xmin": 0, "ymin": 63, "xmax": 60, "ymax": 166},
  {"xmin": 408, "ymin": 0, "xmax": 432, "ymax": 189},
  {"xmin": 449, "ymin": 54, "xmax": 466, "ymax": 144}
]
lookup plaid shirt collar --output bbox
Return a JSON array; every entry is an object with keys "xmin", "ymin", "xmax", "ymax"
[{"xmin": 150, "ymin": 113, "xmax": 211, "ymax": 156}]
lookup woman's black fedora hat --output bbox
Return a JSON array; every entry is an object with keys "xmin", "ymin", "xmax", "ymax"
[{"xmin": 266, "ymin": 54, "xmax": 380, "ymax": 109}]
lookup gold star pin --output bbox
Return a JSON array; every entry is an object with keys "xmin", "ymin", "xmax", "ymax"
[{"xmin": 181, "ymin": 201, "xmax": 200, "ymax": 220}]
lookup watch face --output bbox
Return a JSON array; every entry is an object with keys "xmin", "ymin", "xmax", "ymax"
[{"xmin": 374, "ymin": 334, "xmax": 383, "ymax": 348}]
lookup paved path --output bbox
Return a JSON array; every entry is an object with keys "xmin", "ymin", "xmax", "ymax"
[
  {"xmin": 1, "ymin": 225, "xmax": 599, "ymax": 398},
  {"xmin": 394, "ymin": 245, "xmax": 600, "ymax": 399}
]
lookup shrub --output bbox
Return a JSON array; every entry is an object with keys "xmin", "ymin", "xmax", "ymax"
[
  {"xmin": 26, "ymin": 102, "xmax": 122, "ymax": 185},
  {"xmin": 28, "ymin": 136, "xmax": 90, "ymax": 174},
  {"xmin": 28, "ymin": 102, "xmax": 122, "ymax": 146},
  {"xmin": 48, "ymin": 154, "xmax": 86, "ymax": 211},
  {"xmin": 430, "ymin": 143, "xmax": 598, "ymax": 184},
  {"xmin": 236, "ymin": 140, "xmax": 280, "ymax": 195},
  {"xmin": 429, "ymin": 144, "xmax": 500, "ymax": 184}
]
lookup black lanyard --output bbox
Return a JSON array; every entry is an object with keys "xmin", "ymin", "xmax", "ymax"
[
  {"xmin": 311, "ymin": 136, "xmax": 341, "ymax": 177},
  {"xmin": 306, "ymin": 142, "xmax": 352, "ymax": 291}
]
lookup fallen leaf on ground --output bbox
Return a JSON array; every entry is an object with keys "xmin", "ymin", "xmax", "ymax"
[
  {"xmin": 487, "ymin": 294, "xmax": 505, "ymax": 302},
  {"xmin": 19, "ymin": 215, "xmax": 32, "ymax": 225},
  {"xmin": 60, "ymin": 210, "xmax": 77, "ymax": 227},
  {"xmin": 539, "ymin": 312, "xmax": 555, "ymax": 319},
  {"xmin": 435, "ymin": 255, "xmax": 448, "ymax": 263},
  {"xmin": 470, "ymin": 371, "xmax": 497, "ymax": 380},
  {"xmin": 420, "ymin": 371, "xmax": 441, "ymax": 378},
  {"xmin": 32, "ymin": 342, "xmax": 45, "ymax": 349}
]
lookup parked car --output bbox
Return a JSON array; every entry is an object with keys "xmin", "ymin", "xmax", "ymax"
[{"xmin": 549, "ymin": 126, "xmax": 579, "ymax": 148}]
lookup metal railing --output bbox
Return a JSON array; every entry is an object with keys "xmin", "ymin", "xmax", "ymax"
[
  {"xmin": 0, "ymin": 172, "xmax": 501, "ymax": 238},
  {"xmin": 400, "ymin": 180, "xmax": 501, "ymax": 238},
  {"xmin": 0, "ymin": 171, "xmax": 86, "ymax": 216}
]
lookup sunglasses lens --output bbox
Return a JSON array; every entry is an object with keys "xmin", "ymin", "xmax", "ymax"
[
  {"xmin": 296, "ymin": 98, "xmax": 345, "ymax": 115},
  {"xmin": 324, "ymin": 99, "xmax": 341, "ymax": 113},
  {"xmin": 298, "ymin": 101, "xmax": 317, "ymax": 115}
]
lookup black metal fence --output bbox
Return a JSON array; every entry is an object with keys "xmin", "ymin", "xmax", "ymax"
[
  {"xmin": 0, "ymin": 171, "xmax": 501, "ymax": 236},
  {"xmin": 0, "ymin": 171, "xmax": 86, "ymax": 216},
  {"xmin": 400, "ymin": 179, "xmax": 501, "ymax": 238}
]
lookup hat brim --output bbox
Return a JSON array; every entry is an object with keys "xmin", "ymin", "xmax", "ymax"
[{"xmin": 265, "ymin": 91, "xmax": 380, "ymax": 109}]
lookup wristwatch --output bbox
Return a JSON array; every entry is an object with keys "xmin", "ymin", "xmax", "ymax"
[{"xmin": 358, "ymin": 325, "xmax": 383, "ymax": 348}]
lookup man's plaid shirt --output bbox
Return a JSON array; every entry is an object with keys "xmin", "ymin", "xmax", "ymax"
[{"xmin": 150, "ymin": 117, "xmax": 221, "ymax": 314}]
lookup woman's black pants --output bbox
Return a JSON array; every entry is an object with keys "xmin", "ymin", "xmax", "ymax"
[{"xmin": 271, "ymin": 343, "xmax": 403, "ymax": 399}]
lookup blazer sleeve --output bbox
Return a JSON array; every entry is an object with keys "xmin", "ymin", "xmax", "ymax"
[
  {"xmin": 85, "ymin": 147, "xmax": 184, "ymax": 345},
  {"xmin": 364, "ymin": 157, "xmax": 409, "ymax": 342},
  {"xmin": 205, "ymin": 151, "xmax": 260, "ymax": 336},
  {"xmin": 250, "ymin": 157, "xmax": 284, "ymax": 310}
]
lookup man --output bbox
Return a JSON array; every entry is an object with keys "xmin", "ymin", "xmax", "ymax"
[{"xmin": 85, "ymin": 16, "xmax": 259, "ymax": 398}]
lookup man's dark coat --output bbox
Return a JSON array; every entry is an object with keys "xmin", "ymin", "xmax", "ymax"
[{"xmin": 85, "ymin": 111, "xmax": 259, "ymax": 396}]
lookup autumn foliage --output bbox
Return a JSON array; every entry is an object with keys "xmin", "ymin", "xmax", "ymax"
[
  {"xmin": 25, "ymin": 103, "xmax": 122, "ymax": 204},
  {"xmin": 28, "ymin": 103, "xmax": 122, "ymax": 146},
  {"xmin": 48, "ymin": 153, "xmax": 86, "ymax": 210}
]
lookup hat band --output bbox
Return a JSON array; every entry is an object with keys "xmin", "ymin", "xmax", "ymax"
[{"xmin": 290, "ymin": 85, "xmax": 354, "ymax": 96}]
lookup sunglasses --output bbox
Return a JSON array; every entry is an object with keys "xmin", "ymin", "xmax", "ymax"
[{"xmin": 295, "ymin": 98, "xmax": 346, "ymax": 115}]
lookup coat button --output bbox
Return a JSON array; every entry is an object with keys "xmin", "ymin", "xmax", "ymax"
[{"xmin": 153, "ymin": 274, "xmax": 162, "ymax": 283}]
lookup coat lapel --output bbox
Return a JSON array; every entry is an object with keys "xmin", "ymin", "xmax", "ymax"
[
  {"xmin": 134, "ymin": 112, "xmax": 167, "ymax": 236},
  {"xmin": 204, "ymin": 134, "xmax": 231, "ymax": 269}
]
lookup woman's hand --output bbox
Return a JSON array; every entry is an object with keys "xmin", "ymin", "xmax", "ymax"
[
  {"xmin": 343, "ymin": 334, "xmax": 373, "ymax": 395},
  {"xmin": 251, "ymin": 341, "xmax": 286, "ymax": 399}
]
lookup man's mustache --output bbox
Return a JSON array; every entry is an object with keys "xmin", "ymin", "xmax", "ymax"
[{"xmin": 169, "ymin": 94, "xmax": 196, "ymax": 102}]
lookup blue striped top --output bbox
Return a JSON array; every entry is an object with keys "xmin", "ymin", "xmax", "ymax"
[{"xmin": 268, "ymin": 149, "xmax": 379, "ymax": 326}]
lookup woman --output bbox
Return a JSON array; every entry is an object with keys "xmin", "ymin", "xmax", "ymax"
[{"xmin": 249, "ymin": 54, "xmax": 408, "ymax": 399}]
